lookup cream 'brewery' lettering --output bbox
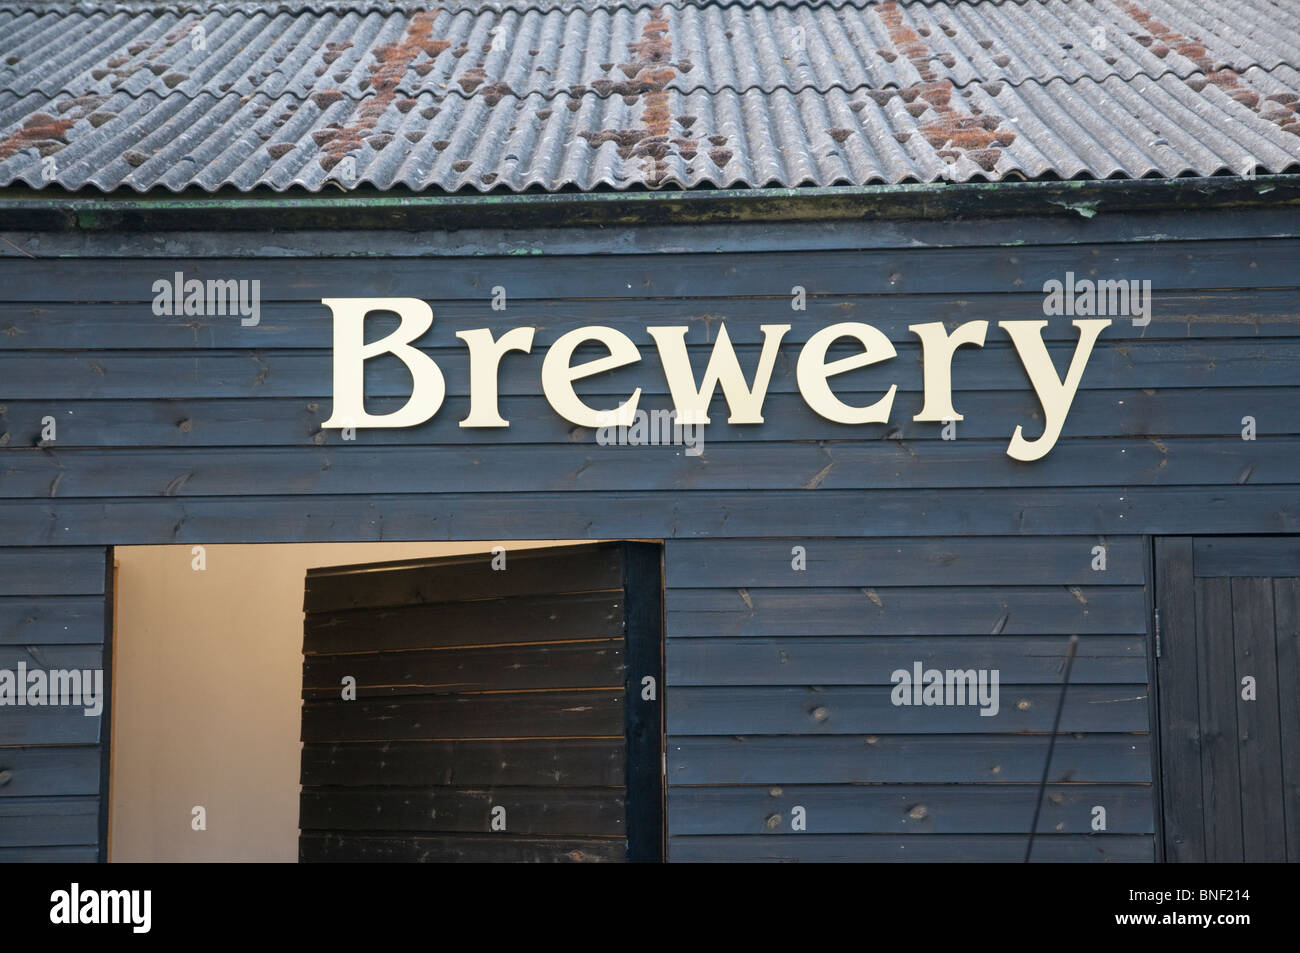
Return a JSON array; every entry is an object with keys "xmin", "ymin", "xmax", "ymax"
[{"xmin": 319, "ymin": 297, "xmax": 1112, "ymax": 462}]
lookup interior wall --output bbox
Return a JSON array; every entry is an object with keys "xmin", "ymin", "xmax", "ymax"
[{"xmin": 109, "ymin": 540, "xmax": 583, "ymax": 862}]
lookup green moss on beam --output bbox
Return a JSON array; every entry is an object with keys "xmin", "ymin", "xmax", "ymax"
[{"xmin": 0, "ymin": 176, "xmax": 1296, "ymax": 232}]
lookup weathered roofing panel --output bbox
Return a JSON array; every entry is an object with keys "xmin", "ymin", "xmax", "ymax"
[
  {"xmin": 0, "ymin": 0, "xmax": 1296, "ymax": 192},
  {"xmin": 5, "ymin": 2, "xmax": 1296, "ymax": 100}
]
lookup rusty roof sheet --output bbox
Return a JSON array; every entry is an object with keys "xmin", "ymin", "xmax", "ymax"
[{"xmin": 0, "ymin": 0, "xmax": 1297, "ymax": 192}]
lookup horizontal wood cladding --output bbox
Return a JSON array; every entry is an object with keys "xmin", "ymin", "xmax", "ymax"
[
  {"xmin": 4, "ymin": 338, "xmax": 1299, "ymax": 400},
  {"xmin": 668, "ymin": 637, "xmax": 1148, "ymax": 685},
  {"xmin": 668, "ymin": 685, "xmax": 1148, "ymax": 734},
  {"xmin": 302, "ymin": 641, "xmax": 624, "ymax": 699},
  {"xmin": 1, "ymin": 240, "xmax": 1293, "ymax": 300},
  {"xmin": 300, "ymin": 787, "xmax": 625, "ymax": 836},
  {"xmin": 301, "ymin": 690, "xmax": 625, "ymax": 743},
  {"xmin": 665, "ymin": 537, "xmax": 1145, "ymax": 586},
  {"xmin": 668, "ymin": 585, "xmax": 1148, "ymax": 636},
  {"xmin": 0, "ymin": 845, "xmax": 99, "ymax": 862},
  {"xmin": 669, "ymin": 735, "xmax": 1152, "ymax": 785},
  {"xmin": 667, "ymin": 834, "xmax": 1155, "ymax": 862},
  {"xmin": 1, "ymin": 437, "xmax": 1294, "ymax": 497},
  {"xmin": 303, "ymin": 592, "xmax": 623, "ymax": 655},
  {"xmin": 0, "ymin": 546, "xmax": 108, "ymax": 862},
  {"xmin": 0, "ymin": 597, "xmax": 105, "ymax": 645},
  {"xmin": 3, "ymin": 488, "xmax": 1299, "ymax": 546},
  {"xmin": 300, "ymin": 740, "xmax": 626, "ymax": 788},
  {"xmin": 1193, "ymin": 536, "xmax": 1300, "ymax": 577},
  {"xmin": 298, "ymin": 832, "xmax": 624, "ymax": 863},
  {"xmin": 2, "ymin": 387, "xmax": 1299, "ymax": 449},
  {"xmin": 3, "ymin": 290, "xmax": 1297, "ymax": 350},
  {"xmin": 0, "ymin": 549, "xmax": 105, "ymax": 596},
  {"xmin": 0, "ymin": 796, "xmax": 99, "ymax": 847},
  {"xmin": 663, "ymin": 533, "xmax": 1153, "ymax": 860},
  {"xmin": 303, "ymin": 545, "xmax": 624, "ymax": 611},
  {"xmin": 669, "ymin": 785, "xmax": 1154, "ymax": 835},
  {"xmin": 0, "ymin": 745, "xmax": 102, "ymax": 796}
]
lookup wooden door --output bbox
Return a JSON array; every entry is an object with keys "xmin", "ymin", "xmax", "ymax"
[
  {"xmin": 297, "ymin": 542, "xmax": 663, "ymax": 862},
  {"xmin": 1154, "ymin": 537, "xmax": 1300, "ymax": 862}
]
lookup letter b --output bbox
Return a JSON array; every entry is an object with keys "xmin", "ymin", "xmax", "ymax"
[{"xmin": 321, "ymin": 298, "xmax": 445, "ymax": 429}]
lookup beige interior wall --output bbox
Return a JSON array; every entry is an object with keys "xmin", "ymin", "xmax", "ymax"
[{"xmin": 109, "ymin": 540, "xmax": 582, "ymax": 862}]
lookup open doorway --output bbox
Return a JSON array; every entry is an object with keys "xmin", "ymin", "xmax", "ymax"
[{"xmin": 108, "ymin": 540, "xmax": 663, "ymax": 863}]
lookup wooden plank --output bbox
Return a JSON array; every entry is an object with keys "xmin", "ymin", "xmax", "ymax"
[
  {"xmin": 300, "ymin": 739, "xmax": 626, "ymax": 788},
  {"xmin": 667, "ymin": 784, "xmax": 1154, "ymax": 834},
  {"xmin": 300, "ymin": 690, "xmax": 624, "ymax": 742},
  {"xmin": 1154, "ymin": 538, "xmax": 1205, "ymax": 862},
  {"xmin": 0, "ymin": 548, "xmax": 105, "ymax": 596},
  {"xmin": 0, "ymin": 845, "xmax": 98, "ymax": 862},
  {"xmin": 3, "ymin": 339, "xmax": 1300, "ymax": 399},
  {"xmin": 0, "ymin": 597, "xmax": 105, "ymax": 645},
  {"xmin": 1273, "ymin": 578, "xmax": 1300, "ymax": 863},
  {"xmin": 299, "ymin": 832, "xmax": 625, "ymax": 863},
  {"xmin": 671, "ymin": 734, "xmax": 1152, "ymax": 784},
  {"xmin": 303, "ymin": 545, "xmax": 624, "ymax": 612},
  {"xmin": 302, "ymin": 641, "xmax": 625, "ymax": 698},
  {"xmin": 1230, "ymin": 576, "xmax": 1287, "ymax": 862},
  {"xmin": 0, "ymin": 745, "xmax": 101, "ymax": 796},
  {"xmin": 299, "ymin": 787, "xmax": 625, "ymax": 836},
  {"xmin": 13, "ymin": 207, "xmax": 1299, "ymax": 258},
  {"xmin": 666, "ymin": 537, "xmax": 1145, "ymax": 588},
  {"xmin": 2, "ymin": 436, "xmax": 1294, "ymax": 499},
  {"xmin": 1195, "ymin": 576, "xmax": 1244, "ymax": 862},
  {"xmin": 6, "ymin": 387, "xmax": 1300, "ymax": 449},
  {"xmin": 0, "ymin": 796, "xmax": 99, "ymax": 847},
  {"xmin": 666, "ymin": 636, "xmax": 1148, "ymax": 685},
  {"xmin": 666, "ymin": 833, "xmax": 1155, "ymax": 862},
  {"xmin": 3, "ymin": 486, "xmax": 1300, "ymax": 547},
  {"xmin": 1195, "ymin": 537, "xmax": 1300, "ymax": 577},
  {"xmin": 304, "ymin": 592, "xmax": 623, "ymax": 655},
  {"xmin": 1, "ymin": 240, "xmax": 1293, "ymax": 299},
  {"xmin": 8, "ymin": 290, "xmax": 1300, "ymax": 349},
  {"xmin": 668, "ymin": 587, "xmax": 1148, "ymax": 636},
  {"xmin": 621, "ymin": 541, "xmax": 664, "ymax": 863},
  {"xmin": 667, "ymin": 685, "xmax": 1149, "ymax": 735},
  {"xmin": 0, "ymin": 644, "xmax": 103, "ymax": 674},
  {"xmin": 0, "ymin": 708, "xmax": 102, "ymax": 746}
]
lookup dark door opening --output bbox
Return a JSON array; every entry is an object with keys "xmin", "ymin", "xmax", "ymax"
[
  {"xmin": 297, "ymin": 541, "xmax": 664, "ymax": 862},
  {"xmin": 1154, "ymin": 537, "xmax": 1300, "ymax": 862}
]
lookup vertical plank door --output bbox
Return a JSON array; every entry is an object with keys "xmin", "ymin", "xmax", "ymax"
[{"xmin": 1155, "ymin": 536, "xmax": 1300, "ymax": 862}]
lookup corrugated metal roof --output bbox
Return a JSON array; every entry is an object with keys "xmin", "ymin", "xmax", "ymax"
[{"xmin": 0, "ymin": 0, "xmax": 1297, "ymax": 192}]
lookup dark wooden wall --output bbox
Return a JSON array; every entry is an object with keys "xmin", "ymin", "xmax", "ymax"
[
  {"xmin": 1, "ymin": 207, "xmax": 1298, "ymax": 860},
  {"xmin": 0, "ymin": 547, "xmax": 109, "ymax": 861}
]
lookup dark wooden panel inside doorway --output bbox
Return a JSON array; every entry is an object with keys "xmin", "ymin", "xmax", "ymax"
[{"xmin": 298, "ymin": 541, "xmax": 663, "ymax": 862}]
